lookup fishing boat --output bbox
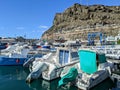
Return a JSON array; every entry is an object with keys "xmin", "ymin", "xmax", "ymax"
[
  {"xmin": 0, "ymin": 42, "xmax": 45, "ymax": 66},
  {"xmin": 58, "ymin": 49, "xmax": 115, "ymax": 90},
  {"xmin": 0, "ymin": 47, "xmax": 30, "ymax": 65},
  {"xmin": 26, "ymin": 47, "xmax": 79, "ymax": 83}
]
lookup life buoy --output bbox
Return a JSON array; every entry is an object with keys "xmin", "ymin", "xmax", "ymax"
[
  {"xmin": 16, "ymin": 59, "xmax": 20, "ymax": 63},
  {"xmin": 37, "ymin": 45, "xmax": 41, "ymax": 48}
]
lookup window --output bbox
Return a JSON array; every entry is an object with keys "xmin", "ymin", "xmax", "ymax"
[{"xmin": 71, "ymin": 52, "xmax": 79, "ymax": 58}]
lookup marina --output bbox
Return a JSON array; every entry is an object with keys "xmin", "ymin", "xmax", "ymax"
[
  {"xmin": 0, "ymin": 1, "xmax": 120, "ymax": 90},
  {"xmin": 0, "ymin": 43, "xmax": 120, "ymax": 90},
  {"xmin": 0, "ymin": 36, "xmax": 120, "ymax": 90}
]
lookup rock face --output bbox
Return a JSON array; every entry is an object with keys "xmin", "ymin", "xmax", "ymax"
[{"xmin": 42, "ymin": 3, "xmax": 120, "ymax": 41}]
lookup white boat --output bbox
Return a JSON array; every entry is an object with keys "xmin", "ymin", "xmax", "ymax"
[
  {"xmin": 25, "ymin": 51, "xmax": 57, "ymax": 83},
  {"xmin": 0, "ymin": 43, "xmax": 29, "ymax": 55},
  {"xmin": 111, "ymin": 73, "xmax": 120, "ymax": 89},
  {"xmin": 91, "ymin": 45, "xmax": 120, "ymax": 60},
  {"xmin": 0, "ymin": 44, "xmax": 18, "ymax": 55},
  {"xmin": 105, "ymin": 49, "xmax": 120, "ymax": 60},
  {"xmin": 0, "ymin": 45, "xmax": 30, "ymax": 66},
  {"xmin": 58, "ymin": 49, "xmax": 115, "ymax": 90},
  {"xmin": 76, "ymin": 49, "xmax": 114, "ymax": 90},
  {"xmin": 42, "ymin": 48, "xmax": 79, "ymax": 81},
  {"xmin": 26, "ymin": 47, "xmax": 79, "ymax": 83}
]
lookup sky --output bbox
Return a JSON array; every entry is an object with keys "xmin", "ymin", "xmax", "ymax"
[{"xmin": 0, "ymin": 0, "xmax": 120, "ymax": 39}]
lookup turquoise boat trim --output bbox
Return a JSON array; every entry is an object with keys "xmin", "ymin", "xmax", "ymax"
[{"xmin": 78, "ymin": 50, "xmax": 97, "ymax": 74}]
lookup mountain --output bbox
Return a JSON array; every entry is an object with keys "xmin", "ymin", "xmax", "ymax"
[{"xmin": 42, "ymin": 3, "xmax": 120, "ymax": 41}]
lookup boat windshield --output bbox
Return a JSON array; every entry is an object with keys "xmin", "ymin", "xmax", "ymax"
[{"xmin": 71, "ymin": 52, "xmax": 79, "ymax": 59}]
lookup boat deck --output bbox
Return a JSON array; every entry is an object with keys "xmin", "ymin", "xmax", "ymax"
[{"xmin": 107, "ymin": 59, "xmax": 120, "ymax": 64}]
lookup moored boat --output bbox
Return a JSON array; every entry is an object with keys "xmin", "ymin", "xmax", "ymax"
[
  {"xmin": 42, "ymin": 48, "xmax": 79, "ymax": 81},
  {"xmin": 0, "ymin": 48, "xmax": 30, "ymax": 66},
  {"xmin": 58, "ymin": 49, "xmax": 115, "ymax": 90},
  {"xmin": 76, "ymin": 49, "xmax": 115, "ymax": 90},
  {"xmin": 26, "ymin": 47, "xmax": 79, "ymax": 83}
]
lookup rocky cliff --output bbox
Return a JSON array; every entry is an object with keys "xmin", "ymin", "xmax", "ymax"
[{"xmin": 42, "ymin": 3, "xmax": 120, "ymax": 41}]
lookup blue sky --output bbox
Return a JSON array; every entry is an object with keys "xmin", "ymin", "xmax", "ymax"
[{"xmin": 0, "ymin": 0, "xmax": 120, "ymax": 39}]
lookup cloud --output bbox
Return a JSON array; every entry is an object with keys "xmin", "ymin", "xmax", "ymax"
[
  {"xmin": 42, "ymin": 30, "xmax": 47, "ymax": 33},
  {"xmin": 16, "ymin": 27, "xmax": 24, "ymax": 30},
  {"xmin": 38, "ymin": 25, "xmax": 48, "ymax": 29},
  {"xmin": 32, "ymin": 30, "xmax": 41, "ymax": 33}
]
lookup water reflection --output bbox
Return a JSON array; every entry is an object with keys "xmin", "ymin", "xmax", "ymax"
[
  {"xmin": 0, "ymin": 66, "xmax": 28, "ymax": 80},
  {"xmin": 0, "ymin": 66, "xmax": 32, "ymax": 90},
  {"xmin": 42, "ymin": 79, "xmax": 58, "ymax": 90},
  {"xmin": 28, "ymin": 78, "xmax": 58, "ymax": 90},
  {"xmin": 28, "ymin": 77, "xmax": 115, "ymax": 90},
  {"xmin": 0, "ymin": 66, "xmax": 115, "ymax": 90},
  {"xmin": 91, "ymin": 78, "xmax": 115, "ymax": 90}
]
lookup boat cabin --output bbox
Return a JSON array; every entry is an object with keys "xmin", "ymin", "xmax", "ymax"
[{"xmin": 56, "ymin": 48, "xmax": 79, "ymax": 65}]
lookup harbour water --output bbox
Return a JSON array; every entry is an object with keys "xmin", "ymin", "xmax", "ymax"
[{"xmin": 0, "ymin": 66, "xmax": 116, "ymax": 90}]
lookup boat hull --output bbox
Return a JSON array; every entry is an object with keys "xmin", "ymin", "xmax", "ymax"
[
  {"xmin": 42, "ymin": 45, "xmax": 50, "ymax": 49},
  {"xmin": 0, "ymin": 56, "xmax": 27, "ymax": 66},
  {"xmin": 76, "ymin": 70, "xmax": 109, "ymax": 90}
]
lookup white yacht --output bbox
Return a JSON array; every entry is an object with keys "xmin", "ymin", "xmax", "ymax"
[
  {"xmin": 59, "ymin": 49, "xmax": 115, "ymax": 90},
  {"xmin": 26, "ymin": 47, "xmax": 79, "ymax": 83},
  {"xmin": 76, "ymin": 49, "xmax": 115, "ymax": 90}
]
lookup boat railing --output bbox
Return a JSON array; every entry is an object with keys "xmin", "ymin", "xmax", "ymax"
[{"xmin": 55, "ymin": 60, "xmax": 79, "ymax": 70}]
